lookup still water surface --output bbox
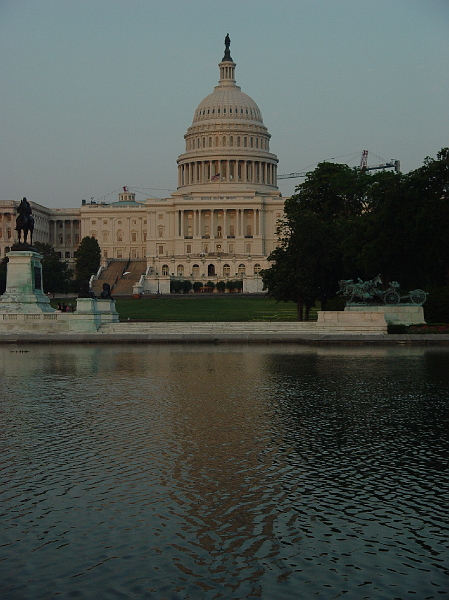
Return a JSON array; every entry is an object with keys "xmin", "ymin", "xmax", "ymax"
[{"xmin": 0, "ymin": 344, "xmax": 448, "ymax": 600}]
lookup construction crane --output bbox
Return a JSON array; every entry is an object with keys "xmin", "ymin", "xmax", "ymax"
[
  {"xmin": 277, "ymin": 171, "xmax": 309, "ymax": 180},
  {"xmin": 278, "ymin": 151, "xmax": 400, "ymax": 180},
  {"xmin": 359, "ymin": 150, "xmax": 400, "ymax": 173}
]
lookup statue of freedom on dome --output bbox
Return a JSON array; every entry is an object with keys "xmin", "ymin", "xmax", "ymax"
[{"xmin": 223, "ymin": 34, "xmax": 232, "ymax": 61}]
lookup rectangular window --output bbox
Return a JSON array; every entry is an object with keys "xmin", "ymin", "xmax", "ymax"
[
  {"xmin": 186, "ymin": 244, "xmax": 192, "ymax": 254},
  {"xmin": 158, "ymin": 245, "xmax": 164, "ymax": 255}
]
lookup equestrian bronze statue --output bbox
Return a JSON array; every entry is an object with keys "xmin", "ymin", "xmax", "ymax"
[{"xmin": 15, "ymin": 197, "xmax": 35, "ymax": 246}]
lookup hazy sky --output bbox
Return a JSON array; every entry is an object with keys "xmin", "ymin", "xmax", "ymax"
[{"xmin": 1, "ymin": 0, "xmax": 448, "ymax": 208}]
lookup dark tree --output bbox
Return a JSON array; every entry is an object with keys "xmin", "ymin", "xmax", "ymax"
[
  {"xmin": 33, "ymin": 242, "xmax": 73, "ymax": 296},
  {"xmin": 262, "ymin": 163, "xmax": 365, "ymax": 319},
  {"xmin": 0, "ymin": 257, "xmax": 8, "ymax": 295},
  {"xmin": 75, "ymin": 236, "xmax": 101, "ymax": 282}
]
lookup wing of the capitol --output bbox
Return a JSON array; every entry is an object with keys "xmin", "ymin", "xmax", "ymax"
[{"xmin": 0, "ymin": 39, "xmax": 285, "ymax": 294}]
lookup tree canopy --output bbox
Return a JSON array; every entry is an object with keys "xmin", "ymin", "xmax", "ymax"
[
  {"xmin": 34, "ymin": 242, "xmax": 73, "ymax": 296},
  {"xmin": 262, "ymin": 149, "xmax": 449, "ymax": 320},
  {"xmin": 75, "ymin": 236, "xmax": 101, "ymax": 282}
]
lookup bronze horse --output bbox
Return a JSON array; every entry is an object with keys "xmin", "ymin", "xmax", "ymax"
[{"xmin": 15, "ymin": 197, "xmax": 34, "ymax": 245}]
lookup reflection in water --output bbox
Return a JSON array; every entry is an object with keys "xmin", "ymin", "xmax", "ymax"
[{"xmin": 0, "ymin": 344, "xmax": 448, "ymax": 599}]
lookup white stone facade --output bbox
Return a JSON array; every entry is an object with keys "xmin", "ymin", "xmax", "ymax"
[{"xmin": 0, "ymin": 41, "xmax": 284, "ymax": 293}]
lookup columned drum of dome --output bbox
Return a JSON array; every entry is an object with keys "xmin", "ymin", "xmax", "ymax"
[{"xmin": 177, "ymin": 39, "xmax": 279, "ymax": 194}]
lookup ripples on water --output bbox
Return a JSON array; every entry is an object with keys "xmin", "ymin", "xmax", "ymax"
[{"xmin": 0, "ymin": 344, "xmax": 448, "ymax": 599}]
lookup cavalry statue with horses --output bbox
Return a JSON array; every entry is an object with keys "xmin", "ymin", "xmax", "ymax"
[{"xmin": 338, "ymin": 274, "xmax": 427, "ymax": 305}]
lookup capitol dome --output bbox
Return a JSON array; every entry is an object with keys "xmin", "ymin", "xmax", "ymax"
[
  {"xmin": 176, "ymin": 38, "xmax": 279, "ymax": 194},
  {"xmin": 192, "ymin": 86, "xmax": 263, "ymax": 126}
]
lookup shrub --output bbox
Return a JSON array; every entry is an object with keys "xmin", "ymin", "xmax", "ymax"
[
  {"xmin": 388, "ymin": 324, "xmax": 407, "ymax": 334},
  {"xmin": 182, "ymin": 280, "xmax": 192, "ymax": 294},
  {"xmin": 170, "ymin": 279, "xmax": 183, "ymax": 293},
  {"xmin": 323, "ymin": 295, "xmax": 346, "ymax": 311},
  {"xmin": 423, "ymin": 287, "xmax": 449, "ymax": 323}
]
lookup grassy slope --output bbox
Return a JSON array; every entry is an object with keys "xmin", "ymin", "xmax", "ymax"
[
  {"xmin": 114, "ymin": 295, "xmax": 307, "ymax": 322},
  {"xmin": 50, "ymin": 295, "xmax": 316, "ymax": 321}
]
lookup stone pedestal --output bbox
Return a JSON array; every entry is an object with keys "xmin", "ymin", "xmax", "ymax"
[
  {"xmin": 96, "ymin": 299, "xmax": 119, "ymax": 324},
  {"xmin": 69, "ymin": 298, "xmax": 101, "ymax": 332},
  {"xmin": 317, "ymin": 311, "xmax": 388, "ymax": 334},
  {"xmin": 0, "ymin": 250, "xmax": 54, "ymax": 313},
  {"xmin": 345, "ymin": 304, "xmax": 425, "ymax": 325}
]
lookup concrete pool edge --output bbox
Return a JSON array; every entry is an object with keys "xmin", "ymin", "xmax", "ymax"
[{"xmin": 1, "ymin": 332, "xmax": 449, "ymax": 345}]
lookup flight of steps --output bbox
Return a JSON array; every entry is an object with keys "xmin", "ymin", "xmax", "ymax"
[
  {"xmin": 112, "ymin": 260, "xmax": 146, "ymax": 295},
  {"xmin": 98, "ymin": 321, "xmax": 318, "ymax": 339},
  {"xmin": 91, "ymin": 260, "xmax": 146, "ymax": 297}
]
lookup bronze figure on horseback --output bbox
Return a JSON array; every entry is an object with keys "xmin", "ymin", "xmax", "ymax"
[{"xmin": 15, "ymin": 197, "xmax": 34, "ymax": 246}]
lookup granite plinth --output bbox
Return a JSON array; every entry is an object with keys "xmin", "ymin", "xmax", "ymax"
[
  {"xmin": 317, "ymin": 311, "xmax": 388, "ymax": 334},
  {"xmin": 345, "ymin": 304, "xmax": 425, "ymax": 325},
  {"xmin": 0, "ymin": 251, "xmax": 54, "ymax": 313}
]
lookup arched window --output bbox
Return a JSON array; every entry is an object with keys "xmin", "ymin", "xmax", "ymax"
[
  {"xmin": 223, "ymin": 264, "xmax": 231, "ymax": 277},
  {"xmin": 162, "ymin": 264, "xmax": 169, "ymax": 276},
  {"xmin": 254, "ymin": 263, "xmax": 261, "ymax": 274},
  {"xmin": 192, "ymin": 264, "xmax": 200, "ymax": 277},
  {"xmin": 116, "ymin": 230, "xmax": 123, "ymax": 242},
  {"xmin": 65, "ymin": 251, "xmax": 71, "ymax": 258},
  {"xmin": 238, "ymin": 263, "xmax": 246, "ymax": 276},
  {"xmin": 208, "ymin": 264, "xmax": 215, "ymax": 276},
  {"xmin": 177, "ymin": 264, "xmax": 184, "ymax": 276}
]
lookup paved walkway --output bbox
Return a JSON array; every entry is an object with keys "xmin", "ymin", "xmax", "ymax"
[{"xmin": 0, "ymin": 321, "xmax": 449, "ymax": 344}]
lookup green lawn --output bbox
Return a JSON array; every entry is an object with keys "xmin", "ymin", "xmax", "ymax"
[
  {"xmin": 50, "ymin": 294, "xmax": 316, "ymax": 321},
  {"xmin": 114, "ymin": 295, "xmax": 307, "ymax": 322}
]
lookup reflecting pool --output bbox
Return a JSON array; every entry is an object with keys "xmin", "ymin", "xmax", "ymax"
[{"xmin": 1, "ymin": 344, "xmax": 448, "ymax": 599}]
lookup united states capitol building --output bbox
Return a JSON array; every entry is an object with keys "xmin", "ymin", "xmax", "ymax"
[{"xmin": 0, "ymin": 39, "xmax": 285, "ymax": 294}]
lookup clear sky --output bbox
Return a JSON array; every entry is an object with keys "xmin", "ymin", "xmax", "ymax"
[{"xmin": 1, "ymin": 0, "xmax": 448, "ymax": 208}]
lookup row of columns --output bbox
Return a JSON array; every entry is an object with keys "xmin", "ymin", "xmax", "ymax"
[
  {"xmin": 178, "ymin": 160, "xmax": 277, "ymax": 187},
  {"xmin": 49, "ymin": 220, "xmax": 79, "ymax": 247},
  {"xmin": 0, "ymin": 213, "xmax": 13, "ymax": 242},
  {"xmin": 177, "ymin": 208, "xmax": 261, "ymax": 239}
]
